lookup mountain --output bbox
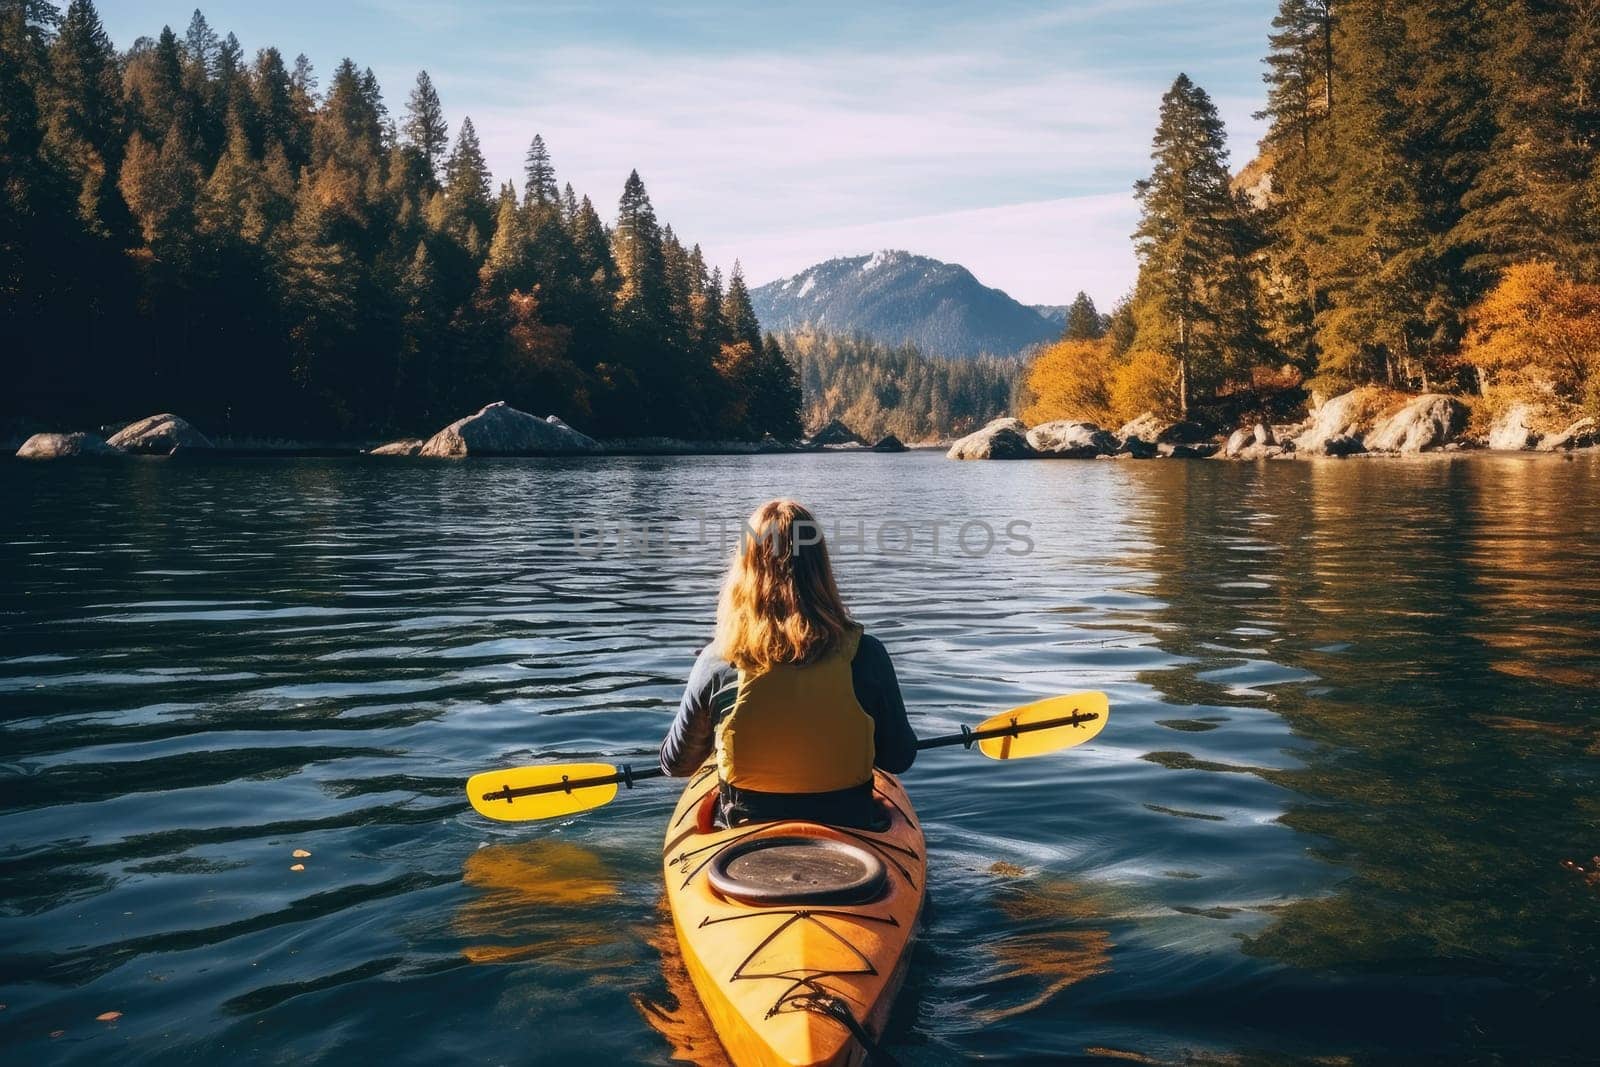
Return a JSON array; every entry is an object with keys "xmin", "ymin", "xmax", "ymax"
[
  {"xmin": 1031, "ymin": 304, "xmax": 1069, "ymax": 326},
  {"xmin": 749, "ymin": 250, "xmax": 1061, "ymax": 359}
]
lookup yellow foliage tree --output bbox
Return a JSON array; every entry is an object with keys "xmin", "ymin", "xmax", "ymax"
[
  {"xmin": 1462, "ymin": 262, "xmax": 1600, "ymax": 406},
  {"xmin": 1109, "ymin": 350, "xmax": 1183, "ymax": 424},
  {"xmin": 1021, "ymin": 338, "xmax": 1114, "ymax": 425}
]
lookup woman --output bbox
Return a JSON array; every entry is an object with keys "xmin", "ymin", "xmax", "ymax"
[{"xmin": 660, "ymin": 499, "xmax": 917, "ymax": 828}]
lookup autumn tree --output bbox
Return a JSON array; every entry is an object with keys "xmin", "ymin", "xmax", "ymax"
[
  {"xmin": 1461, "ymin": 262, "xmax": 1600, "ymax": 408},
  {"xmin": 1021, "ymin": 339, "xmax": 1114, "ymax": 425}
]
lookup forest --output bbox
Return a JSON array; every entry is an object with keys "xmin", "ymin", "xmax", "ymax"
[
  {"xmin": 0, "ymin": 2, "xmax": 801, "ymax": 441},
  {"xmin": 1025, "ymin": 0, "xmax": 1600, "ymax": 435},
  {"xmin": 782, "ymin": 331, "xmax": 1019, "ymax": 444}
]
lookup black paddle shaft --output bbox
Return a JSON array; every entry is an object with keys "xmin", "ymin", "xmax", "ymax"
[{"xmin": 479, "ymin": 708, "xmax": 1102, "ymax": 805}]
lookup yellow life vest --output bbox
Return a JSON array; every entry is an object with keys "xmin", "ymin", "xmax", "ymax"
[{"xmin": 715, "ymin": 627, "xmax": 875, "ymax": 794}]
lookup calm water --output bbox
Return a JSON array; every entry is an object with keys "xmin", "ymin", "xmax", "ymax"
[{"xmin": 3, "ymin": 451, "xmax": 1599, "ymax": 1064}]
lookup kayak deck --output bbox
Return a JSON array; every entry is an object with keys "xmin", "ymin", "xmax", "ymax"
[{"xmin": 662, "ymin": 765, "xmax": 927, "ymax": 1067}]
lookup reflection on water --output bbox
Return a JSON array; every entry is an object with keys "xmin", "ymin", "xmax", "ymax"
[
  {"xmin": 1, "ymin": 452, "xmax": 1598, "ymax": 1063},
  {"xmin": 634, "ymin": 903, "xmax": 734, "ymax": 1067},
  {"xmin": 456, "ymin": 840, "xmax": 624, "ymax": 965}
]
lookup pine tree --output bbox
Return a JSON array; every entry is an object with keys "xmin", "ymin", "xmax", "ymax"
[
  {"xmin": 443, "ymin": 115, "xmax": 492, "ymax": 242},
  {"xmin": 611, "ymin": 169, "xmax": 669, "ymax": 337},
  {"xmin": 402, "ymin": 70, "xmax": 448, "ymax": 183},
  {"xmin": 1132, "ymin": 74, "xmax": 1261, "ymax": 414},
  {"xmin": 752, "ymin": 334, "xmax": 803, "ymax": 439},
  {"xmin": 480, "ymin": 185, "xmax": 529, "ymax": 297},
  {"xmin": 42, "ymin": 0, "xmax": 126, "ymax": 235},
  {"xmin": 1062, "ymin": 291, "xmax": 1105, "ymax": 340},
  {"xmin": 119, "ymin": 122, "xmax": 201, "ymax": 250},
  {"xmin": 721, "ymin": 262, "xmax": 762, "ymax": 351},
  {"xmin": 523, "ymin": 133, "xmax": 557, "ymax": 208}
]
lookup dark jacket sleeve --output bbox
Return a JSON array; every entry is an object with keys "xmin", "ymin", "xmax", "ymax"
[
  {"xmin": 852, "ymin": 634, "xmax": 917, "ymax": 773},
  {"xmin": 660, "ymin": 645, "xmax": 726, "ymax": 776}
]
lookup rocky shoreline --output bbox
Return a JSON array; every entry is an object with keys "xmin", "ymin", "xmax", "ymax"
[
  {"xmin": 13, "ymin": 391, "xmax": 1598, "ymax": 462},
  {"xmin": 945, "ymin": 388, "xmax": 1599, "ymax": 462},
  {"xmin": 8, "ymin": 403, "xmax": 841, "ymax": 460}
]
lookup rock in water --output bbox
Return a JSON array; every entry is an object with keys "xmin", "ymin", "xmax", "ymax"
[
  {"xmin": 106, "ymin": 413, "xmax": 212, "ymax": 454},
  {"xmin": 16, "ymin": 432, "xmax": 119, "ymax": 459},
  {"xmin": 1117, "ymin": 411, "xmax": 1208, "ymax": 444},
  {"xmin": 418, "ymin": 402, "xmax": 601, "ymax": 457},
  {"xmin": 947, "ymin": 417, "xmax": 1034, "ymax": 460},
  {"xmin": 1117, "ymin": 435, "xmax": 1158, "ymax": 459},
  {"xmin": 1293, "ymin": 388, "xmax": 1392, "ymax": 454},
  {"xmin": 1487, "ymin": 402, "xmax": 1541, "ymax": 451},
  {"xmin": 1365, "ymin": 394, "xmax": 1468, "ymax": 453},
  {"xmin": 1223, "ymin": 428, "xmax": 1253, "ymax": 458},
  {"xmin": 1253, "ymin": 423, "xmax": 1274, "ymax": 446},
  {"xmin": 808, "ymin": 419, "xmax": 866, "ymax": 448},
  {"xmin": 366, "ymin": 438, "xmax": 424, "ymax": 456},
  {"xmin": 1539, "ymin": 417, "xmax": 1598, "ymax": 452},
  {"xmin": 1026, "ymin": 420, "xmax": 1117, "ymax": 458},
  {"xmin": 1320, "ymin": 433, "xmax": 1365, "ymax": 457},
  {"xmin": 870, "ymin": 434, "xmax": 908, "ymax": 453},
  {"xmin": 1158, "ymin": 442, "xmax": 1219, "ymax": 459}
]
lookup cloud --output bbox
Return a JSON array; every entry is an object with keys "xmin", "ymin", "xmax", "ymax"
[{"xmin": 246, "ymin": 0, "xmax": 1273, "ymax": 303}]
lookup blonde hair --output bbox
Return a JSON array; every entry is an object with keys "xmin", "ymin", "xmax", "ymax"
[{"xmin": 714, "ymin": 499, "xmax": 854, "ymax": 672}]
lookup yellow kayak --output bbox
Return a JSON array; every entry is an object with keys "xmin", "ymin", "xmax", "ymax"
[{"xmin": 661, "ymin": 765, "xmax": 927, "ymax": 1066}]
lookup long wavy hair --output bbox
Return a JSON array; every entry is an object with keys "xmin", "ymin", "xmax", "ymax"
[{"xmin": 714, "ymin": 499, "xmax": 854, "ymax": 672}]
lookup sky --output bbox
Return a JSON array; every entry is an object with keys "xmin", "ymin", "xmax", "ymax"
[{"xmin": 93, "ymin": 1, "xmax": 1280, "ymax": 308}]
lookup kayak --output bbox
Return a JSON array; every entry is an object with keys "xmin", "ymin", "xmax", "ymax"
[{"xmin": 662, "ymin": 764, "xmax": 927, "ymax": 1066}]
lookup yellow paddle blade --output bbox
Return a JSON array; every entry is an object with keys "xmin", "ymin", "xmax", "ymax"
[
  {"xmin": 467, "ymin": 763, "xmax": 619, "ymax": 822},
  {"xmin": 976, "ymin": 691, "xmax": 1110, "ymax": 760}
]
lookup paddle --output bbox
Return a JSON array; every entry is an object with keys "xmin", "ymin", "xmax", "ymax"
[{"xmin": 467, "ymin": 691, "xmax": 1108, "ymax": 823}]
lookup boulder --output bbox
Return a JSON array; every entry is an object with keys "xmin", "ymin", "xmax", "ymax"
[
  {"xmin": 1118, "ymin": 411, "xmax": 1208, "ymax": 444},
  {"xmin": 418, "ymin": 401, "xmax": 601, "ymax": 457},
  {"xmin": 870, "ymin": 434, "xmax": 908, "ymax": 453},
  {"xmin": 1117, "ymin": 412, "xmax": 1163, "ymax": 441},
  {"xmin": 947, "ymin": 417, "xmax": 1034, "ymax": 460},
  {"xmin": 106, "ymin": 413, "xmax": 212, "ymax": 454},
  {"xmin": 1365, "ymin": 393, "xmax": 1468, "ymax": 453},
  {"xmin": 1233, "ymin": 443, "xmax": 1290, "ymax": 461},
  {"xmin": 1223, "ymin": 428, "xmax": 1253, "ymax": 458},
  {"xmin": 1538, "ymin": 417, "xmax": 1599, "ymax": 452},
  {"xmin": 807, "ymin": 419, "xmax": 866, "ymax": 448},
  {"xmin": 1294, "ymin": 387, "xmax": 1392, "ymax": 454},
  {"xmin": 16, "ymin": 431, "xmax": 119, "ymax": 459},
  {"xmin": 1158, "ymin": 441, "xmax": 1219, "ymax": 459},
  {"xmin": 1487, "ymin": 402, "xmax": 1541, "ymax": 451},
  {"xmin": 1321, "ymin": 433, "xmax": 1365, "ymax": 457},
  {"xmin": 367, "ymin": 438, "xmax": 424, "ymax": 456},
  {"xmin": 1117, "ymin": 435, "xmax": 1159, "ymax": 459},
  {"xmin": 1253, "ymin": 423, "xmax": 1274, "ymax": 446},
  {"xmin": 1026, "ymin": 420, "xmax": 1117, "ymax": 458}
]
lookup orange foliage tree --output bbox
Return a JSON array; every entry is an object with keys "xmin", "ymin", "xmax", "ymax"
[
  {"xmin": 1021, "ymin": 339, "xmax": 1115, "ymax": 425},
  {"xmin": 1462, "ymin": 263, "xmax": 1600, "ymax": 406},
  {"xmin": 1109, "ymin": 350, "xmax": 1183, "ymax": 424}
]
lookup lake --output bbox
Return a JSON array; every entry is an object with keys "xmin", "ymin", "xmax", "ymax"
[{"xmin": 3, "ymin": 451, "xmax": 1598, "ymax": 1064}]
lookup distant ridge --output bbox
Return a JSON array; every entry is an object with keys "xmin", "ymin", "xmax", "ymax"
[{"xmin": 750, "ymin": 250, "xmax": 1060, "ymax": 359}]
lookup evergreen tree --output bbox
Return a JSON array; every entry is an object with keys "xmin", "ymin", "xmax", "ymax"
[
  {"xmin": 721, "ymin": 262, "xmax": 762, "ymax": 350},
  {"xmin": 1132, "ymin": 74, "xmax": 1262, "ymax": 413},
  {"xmin": 1062, "ymin": 291, "xmax": 1105, "ymax": 340},
  {"xmin": 752, "ymin": 333, "xmax": 803, "ymax": 439},
  {"xmin": 523, "ymin": 133, "xmax": 557, "ymax": 208},
  {"xmin": 401, "ymin": 70, "xmax": 447, "ymax": 183},
  {"xmin": 442, "ymin": 115, "xmax": 491, "ymax": 242},
  {"xmin": 611, "ymin": 169, "xmax": 669, "ymax": 339},
  {"xmin": 42, "ymin": 0, "xmax": 126, "ymax": 235}
]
